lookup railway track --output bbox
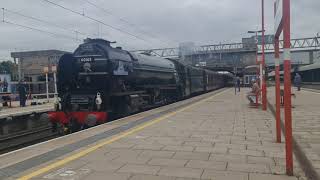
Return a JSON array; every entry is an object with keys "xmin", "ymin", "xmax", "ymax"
[{"xmin": 0, "ymin": 126, "xmax": 59, "ymax": 154}]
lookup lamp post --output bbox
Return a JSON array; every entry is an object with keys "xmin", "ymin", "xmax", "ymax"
[
  {"xmin": 246, "ymin": 0, "xmax": 267, "ymax": 111},
  {"xmin": 52, "ymin": 65, "xmax": 57, "ymax": 97},
  {"xmin": 43, "ymin": 67, "xmax": 49, "ymax": 102},
  {"xmin": 248, "ymin": 30, "xmax": 264, "ymax": 104},
  {"xmin": 261, "ymin": 0, "xmax": 267, "ymax": 111},
  {"xmin": 248, "ymin": 30, "xmax": 264, "ymax": 73},
  {"xmin": 233, "ymin": 55, "xmax": 237, "ymax": 95}
]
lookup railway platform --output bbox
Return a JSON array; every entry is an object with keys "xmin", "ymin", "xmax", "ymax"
[
  {"xmin": 0, "ymin": 88, "xmax": 309, "ymax": 180},
  {"xmin": 267, "ymin": 87, "xmax": 320, "ymax": 179},
  {"xmin": 0, "ymin": 102, "xmax": 53, "ymax": 119}
]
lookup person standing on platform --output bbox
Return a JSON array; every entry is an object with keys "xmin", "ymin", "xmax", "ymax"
[
  {"xmin": 3, "ymin": 78, "xmax": 8, "ymax": 92},
  {"xmin": 0, "ymin": 78, "xmax": 3, "ymax": 92},
  {"xmin": 294, "ymin": 73, "xmax": 302, "ymax": 91},
  {"xmin": 18, "ymin": 80, "xmax": 27, "ymax": 107},
  {"xmin": 236, "ymin": 77, "xmax": 241, "ymax": 92}
]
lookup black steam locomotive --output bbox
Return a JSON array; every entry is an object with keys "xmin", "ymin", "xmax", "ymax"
[{"xmin": 48, "ymin": 38, "xmax": 225, "ymax": 133}]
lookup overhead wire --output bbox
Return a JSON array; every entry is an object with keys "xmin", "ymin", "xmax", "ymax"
[
  {"xmin": 1, "ymin": 7, "xmax": 82, "ymax": 42},
  {"xmin": 42, "ymin": 0, "xmax": 154, "ymax": 47},
  {"xmin": 83, "ymin": 0, "xmax": 174, "ymax": 47},
  {"xmin": 0, "ymin": 8, "xmax": 135, "ymax": 53},
  {"xmin": 2, "ymin": 20, "xmax": 80, "ymax": 41},
  {"xmin": 83, "ymin": 0, "xmax": 135, "ymax": 26},
  {"xmin": 0, "ymin": 9, "xmax": 78, "ymax": 58},
  {"xmin": 3, "ymin": 8, "xmax": 88, "ymax": 38}
]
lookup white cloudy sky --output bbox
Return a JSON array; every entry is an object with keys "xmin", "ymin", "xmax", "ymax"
[{"xmin": 0, "ymin": 0, "xmax": 319, "ymax": 60}]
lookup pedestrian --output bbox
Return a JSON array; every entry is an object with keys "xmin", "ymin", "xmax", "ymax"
[
  {"xmin": 236, "ymin": 77, "xmax": 241, "ymax": 92},
  {"xmin": 294, "ymin": 73, "xmax": 302, "ymax": 91},
  {"xmin": 18, "ymin": 80, "xmax": 27, "ymax": 107},
  {"xmin": 3, "ymin": 77, "xmax": 8, "ymax": 92},
  {"xmin": 0, "ymin": 78, "xmax": 3, "ymax": 92}
]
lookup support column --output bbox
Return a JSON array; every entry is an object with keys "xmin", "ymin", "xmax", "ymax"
[
  {"xmin": 18, "ymin": 58, "xmax": 22, "ymax": 81},
  {"xmin": 18, "ymin": 57, "xmax": 25, "ymax": 81},
  {"xmin": 2, "ymin": 124, "xmax": 9, "ymax": 135},
  {"xmin": 274, "ymin": 37, "xmax": 281, "ymax": 143},
  {"xmin": 261, "ymin": 0, "xmax": 267, "ymax": 110},
  {"xmin": 283, "ymin": 0, "xmax": 293, "ymax": 176},
  {"xmin": 27, "ymin": 118, "xmax": 34, "ymax": 130},
  {"xmin": 45, "ymin": 72, "xmax": 49, "ymax": 102},
  {"xmin": 309, "ymin": 51, "xmax": 314, "ymax": 64}
]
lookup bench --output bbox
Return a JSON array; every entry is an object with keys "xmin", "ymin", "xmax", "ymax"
[
  {"xmin": 248, "ymin": 90, "xmax": 261, "ymax": 108},
  {"xmin": 254, "ymin": 90, "xmax": 261, "ymax": 107},
  {"xmin": 0, "ymin": 94, "xmax": 12, "ymax": 108}
]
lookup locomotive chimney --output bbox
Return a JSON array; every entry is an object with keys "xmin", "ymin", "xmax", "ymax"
[{"xmin": 84, "ymin": 38, "xmax": 91, "ymax": 43}]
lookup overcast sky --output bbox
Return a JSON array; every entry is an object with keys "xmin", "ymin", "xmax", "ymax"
[{"xmin": 0, "ymin": 0, "xmax": 319, "ymax": 60}]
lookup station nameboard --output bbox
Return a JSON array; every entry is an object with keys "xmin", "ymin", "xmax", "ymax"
[{"xmin": 257, "ymin": 35, "xmax": 275, "ymax": 45}]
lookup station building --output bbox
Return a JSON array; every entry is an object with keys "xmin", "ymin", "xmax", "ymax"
[{"xmin": 11, "ymin": 50, "xmax": 69, "ymax": 94}]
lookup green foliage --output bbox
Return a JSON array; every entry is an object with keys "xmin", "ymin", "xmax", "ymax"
[{"xmin": 0, "ymin": 61, "xmax": 18, "ymax": 80}]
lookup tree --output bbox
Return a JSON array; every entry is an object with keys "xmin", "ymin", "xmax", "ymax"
[{"xmin": 0, "ymin": 61, "xmax": 18, "ymax": 80}]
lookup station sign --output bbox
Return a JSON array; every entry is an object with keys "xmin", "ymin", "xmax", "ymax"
[
  {"xmin": 199, "ymin": 61, "xmax": 207, "ymax": 67},
  {"xmin": 256, "ymin": 35, "xmax": 275, "ymax": 45},
  {"xmin": 51, "ymin": 65, "xmax": 57, "ymax": 72},
  {"xmin": 274, "ymin": 0, "xmax": 283, "ymax": 34},
  {"xmin": 43, "ymin": 67, "xmax": 49, "ymax": 73}
]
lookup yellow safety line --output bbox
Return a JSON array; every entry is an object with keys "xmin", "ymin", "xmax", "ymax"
[{"xmin": 18, "ymin": 89, "xmax": 228, "ymax": 180}]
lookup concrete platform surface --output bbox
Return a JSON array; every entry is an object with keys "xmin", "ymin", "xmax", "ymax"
[
  {"xmin": 268, "ymin": 87, "xmax": 320, "ymax": 179},
  {"xmin": 1, "ymin": 88, "xmax": 307, "ymax": 180},
  {"xmin": 0, "ymin": 102, "xmax": 53, "ymax": 119}
]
